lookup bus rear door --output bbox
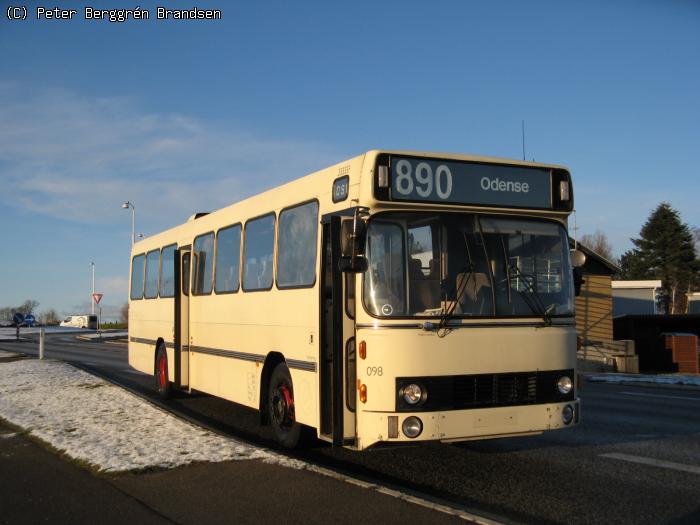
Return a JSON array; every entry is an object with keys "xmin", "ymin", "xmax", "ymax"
[{"xmin": 175, "ymin": 245, "xmax": 191, "ymax": 390}]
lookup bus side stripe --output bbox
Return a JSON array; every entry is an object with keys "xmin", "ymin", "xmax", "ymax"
[
  {"xmin": 130, "ymin": 336, "xmax": 175, "ymax": 348},
  {"xmin": 190, "ymin": 345, "xmax": 317, "ymax": 372},
  {"xmin": 130, "ymin": 338, "xmax": 316, "ymax": 371}
]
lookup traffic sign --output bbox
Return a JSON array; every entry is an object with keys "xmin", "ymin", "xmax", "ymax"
[
  {"xmin": 24, "ymin": 314, "xmax": 36, "ymax": 327},
  {"xmin": 92, "ymin": 293, "xmax": 103, "ymax": 304},
  {"xmin": 12, "ymin": 312, "xmax": 24, "ymax": 326}
]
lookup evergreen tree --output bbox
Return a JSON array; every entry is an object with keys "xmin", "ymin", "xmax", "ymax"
[{"xmin": 619, "ymin": 203, "xmax": 700, "ymax": 313}]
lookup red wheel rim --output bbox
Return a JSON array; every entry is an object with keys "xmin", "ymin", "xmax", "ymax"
[
  {"xmin": 158, "ymin": 353, "xmax": 167, "ymax": 389},
  {"xmin": 272, "ymin": 382, "xmax": 295, "ymax": 430}
]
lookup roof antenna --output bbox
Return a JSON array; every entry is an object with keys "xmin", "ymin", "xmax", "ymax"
[{"xmin": 521, "ymin": 120, "xmax": 526, "ymax": 161}]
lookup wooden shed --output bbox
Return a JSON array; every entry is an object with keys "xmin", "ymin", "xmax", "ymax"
[
  {"xmin": 571, "ymin": 242, "xmax": 635, "ymax": 371},
  {"xmin": 574, "ymin": 242, "xmax": 619, "ymax": 347}
]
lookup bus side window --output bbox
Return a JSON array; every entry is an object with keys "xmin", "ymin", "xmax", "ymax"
[
  {"xmin": 182, "ymin": 252, "xmax": 190, "ymax": 296},
  {"xmin": 215, "ymin": 224, "xmax": 241, "ymax": 293},
  {"xmin": 193, "ymin": 233, "xmax": 215, "ymax": 295},
  {"xmin": 277, "ymin": 201, "xmax": 318, "ymax": 288},
  {"xmin": 144, "ymin": 249, "xmax": 161, "ymax": 299},
  {"xmin": 243, "ymin": 214, "xmax": 275, "ymax": 291},
  {"xmin": 130, "ymin": 254, "xmax": 146, "ymax": 300},
  {"xmin": 160, "ymin": 244, "xmax": 176, "ymax": 298}
]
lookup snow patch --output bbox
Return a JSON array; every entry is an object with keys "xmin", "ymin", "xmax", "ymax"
[
  {"xmin": 0, "ymin": 359, "xmax": 289, "ymax": 472},
  {"xmin": 586, "ymin": 374, "xmax": 700, "ymax": 386}
]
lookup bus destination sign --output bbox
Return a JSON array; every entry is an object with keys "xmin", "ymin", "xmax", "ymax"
[{"xmin": 389, "ymin": 156, "xmax": 552, "ymax": 209}]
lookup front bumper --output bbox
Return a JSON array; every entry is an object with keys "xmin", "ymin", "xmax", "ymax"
[{"xmin": 357, "ymin": 399, "xmax": 580, "ymax": 450}]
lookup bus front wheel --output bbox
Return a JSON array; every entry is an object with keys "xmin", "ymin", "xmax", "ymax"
[
  {"xmin": 268, "ymin": 363, "xmax": 301, "ymax": 448},
  {"xmin": 155, "ymin": 345, "xmax": 172, "ymax": 399}
]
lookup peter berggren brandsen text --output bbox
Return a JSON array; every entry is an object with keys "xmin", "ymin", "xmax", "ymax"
[{"xmin": 35, "ymin": 6, "xmax": 222, "ymax": 22}]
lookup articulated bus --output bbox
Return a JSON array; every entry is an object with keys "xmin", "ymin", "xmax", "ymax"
[{"xmin": 128, "ymin": 150, "xmax": 583, "ymax": 449}]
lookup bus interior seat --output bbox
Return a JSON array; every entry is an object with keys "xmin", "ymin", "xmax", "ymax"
[
  {"xmin": 429, "ymin": 258, "xmax": 440, "ymax": 279},
  {"xmin": 455, "ymin": 272, "xmax": 491, "ymax": 316},
  {"xmin": 409, "ymin": 257, "xmax": 441, "ymax": 312}
]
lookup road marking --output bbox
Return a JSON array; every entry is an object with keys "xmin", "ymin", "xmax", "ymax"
[
  {"xmin": 620, "ymin": 391, "xmax": 700, "ymax": 402},
  {"xmin": 601, "ymin": 453, "xmax": 700, "ymax": 475}
]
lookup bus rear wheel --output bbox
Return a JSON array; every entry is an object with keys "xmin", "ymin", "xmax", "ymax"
[
  {"xmin": 268, "ymin": 363, "xmax": 301, "ymax": 448},
  {"xmin": 155, "ymin": 345, "xmax": 172, "ymax": 399}
]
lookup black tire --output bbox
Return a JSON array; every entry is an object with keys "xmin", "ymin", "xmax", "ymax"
[
  {"xmin": 155, "ymin": 344, "xmax": 172, "ymax": 399},
  {"xmin": 268, "ymin": 363, "xmax": 301, "ymax": 448}
]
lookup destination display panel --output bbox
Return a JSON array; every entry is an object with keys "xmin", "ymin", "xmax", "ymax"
[{"xmin": 385, "ymin": 156, "xmax": 555, "ymax": 209}]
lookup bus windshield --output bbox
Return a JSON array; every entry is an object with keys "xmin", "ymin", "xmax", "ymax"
[{"xmin": 363, "ymin": 212, "xmax": 574, "ymax": 319}]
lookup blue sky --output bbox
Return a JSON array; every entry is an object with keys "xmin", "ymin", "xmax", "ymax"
[{"xmin": 1, "ymin": 0, "xmax": 698, "ymax": 319}]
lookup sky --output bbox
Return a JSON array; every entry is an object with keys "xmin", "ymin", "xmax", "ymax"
[{"xmin": 1, "ymin": 0, "xmax": 698, "ymax": 319}]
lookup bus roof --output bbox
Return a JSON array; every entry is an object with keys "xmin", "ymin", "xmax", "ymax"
[{"xmin": 131, "ymin": 150, "xmax": 571, "ymax": 253}]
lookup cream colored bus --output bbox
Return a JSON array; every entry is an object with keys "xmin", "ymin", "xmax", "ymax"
[{"xmin": 128, "ymin": 150, "xmax": 583, "ymax": 450}]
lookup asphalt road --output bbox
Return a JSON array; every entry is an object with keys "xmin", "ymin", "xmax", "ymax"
[{"xmin": 2, "ymin": 332, "xmax": 700, "ymax": 525}]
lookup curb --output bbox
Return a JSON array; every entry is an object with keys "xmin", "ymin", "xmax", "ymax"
[
  {"xmin": 583, "ymin": 374, "xmax": 700, "ymax": 391},
  {"xmin": 76, "ymin": 334, "xmax": 128, "ymax": 342}
]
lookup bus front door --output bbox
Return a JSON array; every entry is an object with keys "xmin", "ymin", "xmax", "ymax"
[
  {"xmin": 175, "ymin": 246, "xmax": 191, "ymax": 390},
  {"xmin": 320, "ymin": 216, "xmax": 356, "ymax": 446}
]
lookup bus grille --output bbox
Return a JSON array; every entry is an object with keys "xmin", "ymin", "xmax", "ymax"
[{"xmin": 396, "ymin": 369, "xmax": 574, "ymax": 411}]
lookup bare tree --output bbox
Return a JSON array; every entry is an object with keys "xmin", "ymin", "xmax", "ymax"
[
  {"xmin": 580, "ymin": 230, "xmax": 614, "ymax": 261},
  {"xmin": 40, "ymin": 309, "xmax": 60, "ymax": 326},
  {"xmin": 16, "ymin": 300, "xmax": 40, "ymax": 315},
  {"xmin": 0, "ymin": 307, "xmax": 13, "ymax": 324}
]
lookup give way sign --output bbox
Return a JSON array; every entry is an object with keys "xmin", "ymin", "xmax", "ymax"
[{"xmin": 92, "ymin": 293, "xmax": 103, "ymax": 305}]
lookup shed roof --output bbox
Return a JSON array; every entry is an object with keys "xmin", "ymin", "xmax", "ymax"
[{"xmin": 569, "ymin": 239, "xmax": 620, "ymax": 276}]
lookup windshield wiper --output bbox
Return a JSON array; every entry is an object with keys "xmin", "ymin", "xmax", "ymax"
[
  {"xmin": 507, "ymin": 263, "xmax": 553, "ymax": 325},
  {"xmin": 436, "ymin": 231, "xmax": 476, "ymax": 336},
  {"xmin": 499, "ymin": 236, "xmax": 512, "ymax": 304}
]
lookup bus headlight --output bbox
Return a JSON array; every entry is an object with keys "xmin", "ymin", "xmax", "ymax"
[
  {"xmin": 557, "ymin": 376, "xmax": 573, "ymax": 395},
  {"xmin": 401, "ymin": 383, "xmax": 426, "ymax": 405},
  {"xmin": 402, "ymin": 416, "xmax": 423, "ymax": 438}
]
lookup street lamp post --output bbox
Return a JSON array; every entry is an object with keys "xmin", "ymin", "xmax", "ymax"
[
  {"xmin": 91, "ymin": 261, "xmax": 95, "ymax": 315},
  {"xmin": 122, "ymin": 201, "xmax": 136, "ymax": 245}
]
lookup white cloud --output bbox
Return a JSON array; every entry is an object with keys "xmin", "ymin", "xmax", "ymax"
[
  {"xmin": 99, "ymin": 275, "xmax": 129, "ymax": 296},
  {"xmin": 0, "ymin": 85, "xmax": 340, "ymax": 231}
]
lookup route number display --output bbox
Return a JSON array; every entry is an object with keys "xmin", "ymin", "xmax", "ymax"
[{"xmin": 389, "ymin": 156, "xmax": 552, "ymax": 209}]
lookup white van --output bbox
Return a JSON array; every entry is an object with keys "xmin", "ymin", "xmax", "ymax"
[{"xmin": 60, "ymin": 315, "xmax": 98, "ymax": 329}]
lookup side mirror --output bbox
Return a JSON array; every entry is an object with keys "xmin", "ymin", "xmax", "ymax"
[
  {"xmin": 570, "ymin": 249, "xmax": 586, "ymax": 296},
  {"xmin": 338, "ymin": 255, "xmax": 368, "ymax": 273},
  {"xmin": 341, "ymin": 217, "xmax": 367, "ymax": 257},
  {"xmin": 570, "ymin": 249, "xmax": 586, "ymax": 268}
]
